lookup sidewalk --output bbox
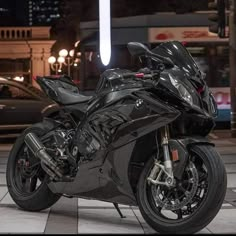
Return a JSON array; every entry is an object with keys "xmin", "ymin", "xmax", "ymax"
[{"xmin": 0, "ymin": 130, "xmax": 236, "ymax": 234}]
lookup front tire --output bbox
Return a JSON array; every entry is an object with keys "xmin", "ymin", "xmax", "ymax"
[
  {"xmin": 6, "ymin": 122, "xmax": 61, "ymax": 212},
  {"xmin": 137, "ymin": 145, "xmax": 227, "ymax": 234}
]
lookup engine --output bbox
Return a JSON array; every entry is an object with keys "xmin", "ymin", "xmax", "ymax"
[
  {"xmin": 73, "ymin": 108, "xmax": 128, "ymax": 161},
  {"xmin": 75, "ymin": 124, "xmax": 101, "ymax": 160}
]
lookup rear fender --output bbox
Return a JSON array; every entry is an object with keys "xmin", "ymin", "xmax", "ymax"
[{"xmin": 41, "ymin": 103, "xmax": 60, "ymax": 118}]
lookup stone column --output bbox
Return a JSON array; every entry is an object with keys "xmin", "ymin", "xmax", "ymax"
[{"xmin": 29, "ymin": 40, "xmax": 55, "ymax": 88}]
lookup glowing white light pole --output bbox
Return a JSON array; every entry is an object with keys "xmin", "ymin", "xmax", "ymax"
[{"xmin": 99, "ymin": 0, "xmax": 111, "ymax": 66}]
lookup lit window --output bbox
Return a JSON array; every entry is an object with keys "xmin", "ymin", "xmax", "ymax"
[{"xmin": 0, "ymin": 8, "xmax": 8, "ymax": 12}]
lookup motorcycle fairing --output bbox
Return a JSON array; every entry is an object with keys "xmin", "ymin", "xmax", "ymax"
[
  {"xmin": 48, "ymin": 140, "xmax": 138, "ymax": 205},
  {"xmin": 152, "ymin": 41, "xmax": 204, "ymax": 87},
  {"xmin": 74, "ymin": 87, "xmax": 180, "ymax": 161},
  {"xmin": 47, "ymin": 90, "xmax": 180, "ymax": 205}
]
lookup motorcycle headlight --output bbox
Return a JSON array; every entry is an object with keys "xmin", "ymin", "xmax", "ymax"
[{"xmin": 170, "ymin": 77, "xmax": 193, "ymax": 106}]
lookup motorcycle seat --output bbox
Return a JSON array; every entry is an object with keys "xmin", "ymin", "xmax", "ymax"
[{"xmin": 57, "ymin": 87, "xmax": 92, "ymax": 105}]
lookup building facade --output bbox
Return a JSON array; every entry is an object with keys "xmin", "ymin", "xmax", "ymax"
[{"xmin": 0, "ymin": 27, "xmax": 55, "ymax": 87}]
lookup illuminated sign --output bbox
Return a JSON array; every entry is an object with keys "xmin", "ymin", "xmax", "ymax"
[
  {"xmin": 211, "ymin": 87, "xmax": 230, "ymax": 110},
  {"xmin": 149, "ymin": 27, "xmax": 229, "ymax": 43},
  {"xmin": 99, "ymin": 0, "xmax": 111, "ymax": 66}
]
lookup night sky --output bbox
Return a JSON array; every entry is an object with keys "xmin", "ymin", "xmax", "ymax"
[{"xmin": 0, "ymin": 0, "xmax": 209, "ymax": 26}]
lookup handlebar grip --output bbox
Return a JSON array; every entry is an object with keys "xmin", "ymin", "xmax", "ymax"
[{"xmin": 122, "ymin": 72, "xmax": 136, "ymax": 78}]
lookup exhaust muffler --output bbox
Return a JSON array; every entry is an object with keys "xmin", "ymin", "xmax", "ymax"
[{"xmin": 24, "ymin": 132, "xmax": 63, "ymax": 178}]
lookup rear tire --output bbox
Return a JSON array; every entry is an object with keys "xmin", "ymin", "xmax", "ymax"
[
  {"xmin": 6, "ymin": 122, "xmax": 61, "ymax": 212},
  {"xmin": 136, "ymin": 145, "xmax": 227, "ymax": 234}
]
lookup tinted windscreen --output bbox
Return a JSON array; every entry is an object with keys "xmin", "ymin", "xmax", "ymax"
[{"xmin": 152, "ymin": 41, "xmax": 202, "ymax": 78}]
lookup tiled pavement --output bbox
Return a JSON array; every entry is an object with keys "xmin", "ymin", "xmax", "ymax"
[{"xmin": 1, "ymin": 134, "xmax": 236, "ymax": 234}]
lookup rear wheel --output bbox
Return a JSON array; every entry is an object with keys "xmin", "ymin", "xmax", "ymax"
[
  {"xmin": 6, "ymin": 123, "xmax": 61, "ymax": 211},
  {"xmin": 136, "ymin": 145, "xmax": 227, "ymax": 234}
]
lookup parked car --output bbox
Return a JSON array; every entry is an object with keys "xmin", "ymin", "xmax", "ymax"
[{"xmin": 0, "ymin": 77, "xmax": 59, "ymax": 138}]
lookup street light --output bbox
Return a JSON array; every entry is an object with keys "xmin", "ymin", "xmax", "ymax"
[
  {"xmin": 48, "ymin": 56, "xmax": 65, "ymax": 75},
  {"xmin": 99, "ymin": 0, "xmax": 111, "ymax": 66},
  {"xmin": 59, "ymin": 49, "xmax": 75, "ymax": 77}
]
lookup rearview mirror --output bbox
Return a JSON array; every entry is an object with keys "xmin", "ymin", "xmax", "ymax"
[{"xmin": 127, "ymin": 42, "xmax": 175, "ymax": 68}]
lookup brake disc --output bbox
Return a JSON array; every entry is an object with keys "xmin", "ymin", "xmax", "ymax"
[{"xmin": 151, "ymin": 162, "xmax": 199, "ymax": 211}]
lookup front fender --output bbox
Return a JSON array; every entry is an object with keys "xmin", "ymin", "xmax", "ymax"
[
  {"xmin": 177, "ymin": 136, "xmax": 215, "ymax": 149},
  {"xmin": 169, "ymin": 136, "xmax": 214, "ymax": 179}
]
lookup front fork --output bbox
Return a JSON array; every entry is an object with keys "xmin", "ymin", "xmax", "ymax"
[{"xmin": 147, "ymin": 126, "xmax": 175, "ymax": 187}]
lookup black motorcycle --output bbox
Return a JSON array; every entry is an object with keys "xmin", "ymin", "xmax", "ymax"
[{"xmin": 6, "ymin": 41, "xmax": 227, "ymax": 234}]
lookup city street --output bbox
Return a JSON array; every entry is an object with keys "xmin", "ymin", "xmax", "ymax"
[
  {"xmin": 0, "ymin": 0, "xmax": 233, "ymax": 234},
  {"xmin": 0, "ymin": 131, "xmax": 235, "ymax": 234}
]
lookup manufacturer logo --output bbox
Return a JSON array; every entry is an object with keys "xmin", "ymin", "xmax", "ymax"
[{"xmin": 135, "ymin": 99, "xmax": 144, "ymax": 108}]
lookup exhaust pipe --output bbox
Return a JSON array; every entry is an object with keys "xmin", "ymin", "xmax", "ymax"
[{"xmin": 24, "ymin": 132, "xmax": 63, "ymax": 178}]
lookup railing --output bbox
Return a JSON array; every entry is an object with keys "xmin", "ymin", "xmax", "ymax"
[{"xmin": 0, "ymin": 27, "xmax": 51, "ymax": 40}]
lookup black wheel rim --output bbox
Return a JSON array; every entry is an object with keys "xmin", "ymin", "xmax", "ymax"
[
  {"xmin": 12, "ymin": 143, "xmax": 46, "ymax": 197},
  {"xmin": 145, "ymin": 153, "xmax": 209, "ymax": 222}
]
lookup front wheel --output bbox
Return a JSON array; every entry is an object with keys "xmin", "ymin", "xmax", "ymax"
[{"xmin": 137, "ymin": 145, "xmax": 227, "ymax": 234}]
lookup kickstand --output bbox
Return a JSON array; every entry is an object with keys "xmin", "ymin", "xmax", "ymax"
[{"xmin": 113, "ymin": 203, "xmax": 126, "ymax": 218}]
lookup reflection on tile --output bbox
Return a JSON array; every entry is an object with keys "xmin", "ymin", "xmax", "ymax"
[
  {"xmin": 222, "ymin": 203, "xmax": 233, "ymax": 207},
  {"xmin": 0, "ymin": 157, "xmax": 8, "ymax": 164},
  {"xmin": 216, "ymin": 147, "xmax": 236, "ymax": 155},
  {"xmin": 78, "ymin": 208, "xmax": 143, "ymax": 234},
  {"xmin": 225, "ymin": 164, "xmax": 236, "ymax": 173},
  {"xmin": 0, "ymin": 206, "xmax": 49, "ymax": 233},
  {"xmin": 44, "ymin": 197, "xmax": 78, "ymax": 234},
  {"xmin": 214, "ymin": 140, "xmax": 234, "ymax": 146},
  {"xmin": 79, "ymin": 198, "xmax": 113, "ymax": 207},
  {"xmin": 0, "ymin": 173, "xmax": 6, "ymax": 185},
  {"xmin": 197, "ymin": 228, "xmax": 212, "ymax": 234},
  {"xmin": 1, "ymin": 192, "xmax": 15, "ymax": 205},
  {"xmin": 78, "ymin": 198, "xmax": 129, "ymax": 209},
  {"xmin": 133, "ymin": 208, "xmax": 212, "ymax": 234},
  {"xmin": 132, "ymin": 208, "xmax": 157, "ymax": 234},
  {"xmin": 207, "ymin": 209, "xmax": 236, "ymax": 234},
  {"xmin": 0, "ymin": 164, "xmax": 6, "ymax": 173},
  {"xmin": 0, "ymin": 186, "xmax": 8, "ymax": 201},
  {"xmin": 227, "ymin": 174, "xmax": 236, "ymax": 188}
]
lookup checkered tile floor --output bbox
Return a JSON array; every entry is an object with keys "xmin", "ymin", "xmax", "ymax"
[{"xmin": 1, "ymin": 139, "xmax": 236, "ymax": 234}]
